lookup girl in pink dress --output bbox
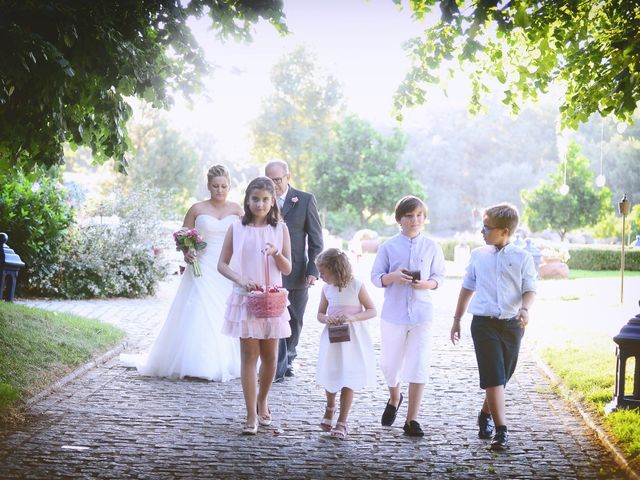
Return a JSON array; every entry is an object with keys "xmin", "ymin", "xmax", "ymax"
[
  {"xmin": 218, "ymin": 177, "xmax": 292, "ymax": 435},
  {"xmin": 315, "ymin": 248, "xmax": 377, "ymax": 440}
]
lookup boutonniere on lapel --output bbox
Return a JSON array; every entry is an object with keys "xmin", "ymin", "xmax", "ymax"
[{"xmin": 291, "ymin": 196, "xmax": 299, "ymax": 204}]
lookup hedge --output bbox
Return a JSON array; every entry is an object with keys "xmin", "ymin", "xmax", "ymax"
[
  {"xmin": 567, "ymin": 245, "xmax": 640, "ymax": 271},
  {"xmin": 435, "ymin": 239, "xmax": 483, "ymax": 261},
  {"xmin": 384, "ymin": 238, "xmax": 640, "ymax": 272}
]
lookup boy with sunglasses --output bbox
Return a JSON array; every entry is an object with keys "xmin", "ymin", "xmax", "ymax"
[{"xmin": 450, "ymin": 203, "xmax": 536, "ymax": 451}]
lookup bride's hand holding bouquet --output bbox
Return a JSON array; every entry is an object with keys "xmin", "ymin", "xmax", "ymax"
[{"xmin": 174, "ymin": 228, "xmax": 207, "ymax": 277}]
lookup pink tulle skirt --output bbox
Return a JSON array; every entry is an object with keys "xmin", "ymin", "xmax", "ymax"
[{"xmin": 222, "ymin": 287, "xmax": 291, "ymax": 339}]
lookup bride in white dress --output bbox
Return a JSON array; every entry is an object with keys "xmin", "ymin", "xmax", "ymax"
[{"xmin": 121, "ymin": 165, "xmax": 243, "ymax": 381}]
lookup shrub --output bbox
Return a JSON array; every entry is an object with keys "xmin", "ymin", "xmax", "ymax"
[
  {"xmin": 40, "ymin": 186, "xmax": 170, "ymax": 299},
  {"xmin": 567, "ymin": 246, "xmax": 640, "ymax": 271},
  {"xmin": 49, "ymin": 224, "xmax": 165, "ymax": 298},
  {"xmin": 325, "ymin": 209, "xmax": 361, "ymax": 239},
  {"xmin": 438, "ymin": 239, "xmax": 484, "ymax": 261},
  {"xmin": 0, "ymin": 168, "xmax": 74, "ymax": 296},
  {"xmin": 587, "ymin": 205, "xmax": 640, "ymax": 241}
]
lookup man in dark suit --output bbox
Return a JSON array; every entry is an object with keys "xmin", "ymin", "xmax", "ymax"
[{"xmin": 265, "ymin": 160, "xmax": 323, "ymax": 382}]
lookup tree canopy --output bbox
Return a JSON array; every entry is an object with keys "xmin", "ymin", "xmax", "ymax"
[
  {"xmin": 121, "ymin": 106, "xmax": 199, "ymax": 215},
  {"xmin": 0, "ymin": 0, "xmax": 286, "ymax": 173},
  {"xmin": 402, "ymin": 96, "xmax": 558, "ymax": 232},
  {"xmin": 251, "ymin": 46, "xmax": 343, "ymax": 189},
  {"xmin": 312, "ymin": 115, "xmax": 425, "ymax": 230},
  {"xmin": 522, "ymin": 142, "xmax": 611, "ymax": 240},
  {"xmin": 396, "ymin": 1, "xmax": 640, "ymax": 129}
]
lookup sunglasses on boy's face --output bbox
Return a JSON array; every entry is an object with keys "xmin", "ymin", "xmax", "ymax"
[{"xmin": 481, "ymin": 224, "xmax": 500, "ymax": 233}]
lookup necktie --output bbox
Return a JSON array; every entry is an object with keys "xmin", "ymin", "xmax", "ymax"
[{"xmin": 278, "ymin": 198, "xmax": 284, "ymax": 210}]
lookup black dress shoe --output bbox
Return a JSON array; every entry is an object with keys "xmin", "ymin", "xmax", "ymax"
[
  {"xmin": 403, "ymin": 420, "xmax": 425, "ymax": 437},
  {"xmin": 381, "ymin": 393, "xmax": 403, "ymax": 426},
  {"xmin": 285, "ymin": 367, "xmax": 294, "ymax": 377},
  {"xmin": 490, "ymin": 429, "xmax": 509, "ymax": 450},
  {"xmin": 478, "ymin": 411, "xmax": 494, "ymax": 439}
]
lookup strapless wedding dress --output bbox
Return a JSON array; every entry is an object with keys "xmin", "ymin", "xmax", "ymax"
[{"xmin": 121, "ymin": 215, "xmax": 240, "ymax": 381}]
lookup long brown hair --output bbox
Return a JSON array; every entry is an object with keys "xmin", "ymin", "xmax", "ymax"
[{"xmin": 241, "ymin": 176, "xmax": 281, "ymax": 227}]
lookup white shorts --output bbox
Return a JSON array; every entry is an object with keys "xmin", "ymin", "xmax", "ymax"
[{"xmin": 380, "ymin": 320, "xmax": 433, "ymax": 386}]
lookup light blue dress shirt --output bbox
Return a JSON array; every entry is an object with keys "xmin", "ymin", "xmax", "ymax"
[
  {"xmin": 371, "ymin": 232, "xmax": 446, "ymax": 325},
  {"xmin": 462, "ymin": 243, "xmax": 537, "ymax": 319}
]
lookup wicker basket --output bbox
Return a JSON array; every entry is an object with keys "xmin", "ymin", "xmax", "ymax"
[
  {"xmin": 247, "ymin": 289, "xmax": 288, "ymax": 318},
  {"xmin": 245, "ymin": 252, "xmax": 288, "ymax": 318}
]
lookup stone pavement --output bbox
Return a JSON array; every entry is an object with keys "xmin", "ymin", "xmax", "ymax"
[{"xmin": 2, "ymin": 259, "xmax": 638, "ymax": 479}]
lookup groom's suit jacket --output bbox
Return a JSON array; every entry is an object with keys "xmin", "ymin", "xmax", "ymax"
[{"xmin": 279, "ymin": 186, "xmax": 323, "ymax": 290}]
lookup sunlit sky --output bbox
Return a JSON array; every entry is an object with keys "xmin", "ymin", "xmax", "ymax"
[{"xmin": 166, "ymin": 0, "xmax": 463, "ymax": 163}]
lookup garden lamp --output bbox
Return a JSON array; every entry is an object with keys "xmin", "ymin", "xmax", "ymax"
[{"xmin": 618, "ymin": 194, "xmax": 631, "ymax": 303}]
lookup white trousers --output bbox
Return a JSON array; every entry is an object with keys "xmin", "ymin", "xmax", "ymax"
[{"xmin": 380, "ymin": 320, "xmax": 432, "ymax": 386}]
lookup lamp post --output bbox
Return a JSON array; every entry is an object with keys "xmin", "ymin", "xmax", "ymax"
[{"xmin": 619, "ymin": 194, "xmax": 631, "ymax": 303}]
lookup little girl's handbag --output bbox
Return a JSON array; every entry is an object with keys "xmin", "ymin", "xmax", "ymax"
[{"xmin": 328, "ymin": 324, "xmax": 351, "ymax": 343}]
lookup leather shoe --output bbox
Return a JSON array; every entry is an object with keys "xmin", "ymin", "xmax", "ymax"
[
  {"xmin": 403, "ymin": 420, "xmax": 424, "ymax": 437},
  {"xmin": 381, "ymin": 393, "xmax": 403, "ymax": 426},
  {"xmin": 477, "ymin": 410, "xmax": 494, "ymax": 439},
  {"xmin": 285, "ymin": 367, "xmax": 294, "ymax": 377},
  {"xmin": 490, "ymin": 429, "xmax": 509, "ymax": 450}
]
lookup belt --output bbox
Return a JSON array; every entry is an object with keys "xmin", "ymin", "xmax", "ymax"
[{"xmin": 475, "ymin": 315, "xmax": 518, "ymax": 322}]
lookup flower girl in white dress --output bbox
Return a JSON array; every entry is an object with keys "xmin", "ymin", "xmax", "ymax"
[{"xmin": 315, "ymin": 248, "xmax": 377, "ymax": 440}]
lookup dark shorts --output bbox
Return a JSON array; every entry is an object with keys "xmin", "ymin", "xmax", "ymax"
[{"xmin": 470, "ymin": 315, "xmax": 524, "ymax": 389}]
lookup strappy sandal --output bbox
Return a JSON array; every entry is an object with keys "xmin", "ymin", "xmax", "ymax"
[
  {"xmin": 319, "ymin": 405, "xmax": 336, "ymax": 432},
  {"xmin": 330, "ymin": 421, "xmax": 348, "ymax": 440},
  {"xmin": 241, "ymin": 422, "xmax": 258, "ymax": 435}
]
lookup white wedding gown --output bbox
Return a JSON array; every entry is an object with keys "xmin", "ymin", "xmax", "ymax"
[{"xmin": 121, "ymin": 215, "xmax": 241, "ymax": 381}]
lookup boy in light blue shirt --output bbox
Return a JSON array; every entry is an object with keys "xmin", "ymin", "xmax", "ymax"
[
  {"xmin": 371, "ymin": 196, "xmax": 446, "ymax": 437},
  {"xmin": 451, "ymin": 203, "xmax": 536, "ymax": 451}
]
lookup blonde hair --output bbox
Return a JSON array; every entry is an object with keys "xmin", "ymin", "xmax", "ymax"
[
  {"xmin": 484, "ymin": 203, "xmax": 519, "ymax": 232},
  {"xmin": 207, "ymin": 165, "xmax": 230, "ymax": 181},
  {"xmin": 316, "ymin": 248, "xmax": 353, "ymax": 290}
]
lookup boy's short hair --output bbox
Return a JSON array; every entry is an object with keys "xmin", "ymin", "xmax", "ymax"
[
  {"xmin": 484, "ymin": 203, "xmax": 519, "ymax": 232},
  {"xmin": 394, "ymin": 195, "xmax": 427, "ymax": 222}
]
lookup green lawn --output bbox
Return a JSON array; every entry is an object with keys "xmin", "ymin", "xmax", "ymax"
[
  {"xmin": 540, "ymin": 338, "xmax": 640, "ymax": 469},
  {"xmin": 0, "ymin": 302, "xmax": 125, "ymax": 416}
]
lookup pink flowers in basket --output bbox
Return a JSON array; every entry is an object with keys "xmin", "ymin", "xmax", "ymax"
[
  {"xmin": 174, "ymin": 228, "xmax": 207, "ymax": 277},
  {"xmin": 245, "ymin": 252, "xmax": 288, "ymax": 318},
  {"xmin": 247, "ymin": 285, "xmax": 288, "ymax": 318}
]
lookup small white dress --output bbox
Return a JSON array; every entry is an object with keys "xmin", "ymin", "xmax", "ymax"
[
  {"xmin": 120, "ymin": 214, "xmax": 241, "ymax": 381},
  {"xmin": 316, "ymin": 278, "xmax": 376, "ymax": 393}
]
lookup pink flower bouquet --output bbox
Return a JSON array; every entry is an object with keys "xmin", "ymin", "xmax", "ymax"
[{"xmin": 174, "ymin": 228, "xmax": 207, "ymax": 277}]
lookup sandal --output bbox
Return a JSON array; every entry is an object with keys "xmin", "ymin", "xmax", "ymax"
[
  {"xmin": 258, "ymin": 408, "xmax": 272, "ymax": 427},
  {"xmin": 257, "ymin": 404, "xmax": 272, "ymax": 426},
  {"xmin": 241, "ymin": 422, "xmax": 258, "ymax": 435},
  {"xmin": 319, "ymin": 405, "xmax": 336, "ymax": 432},
  {"xmin": 330, "ymin": 421, "xmax": 348, "ymax": 440}
]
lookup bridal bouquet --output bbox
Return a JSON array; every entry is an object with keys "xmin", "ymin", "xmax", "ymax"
[{"xmin": 174, "ymin": 228, "xmax": 207, "ymax": 277}]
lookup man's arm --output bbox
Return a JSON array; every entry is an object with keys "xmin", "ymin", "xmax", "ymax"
[{"xmin": 304, "ymin": 192, "xmax": 323, "ymax": 280}]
